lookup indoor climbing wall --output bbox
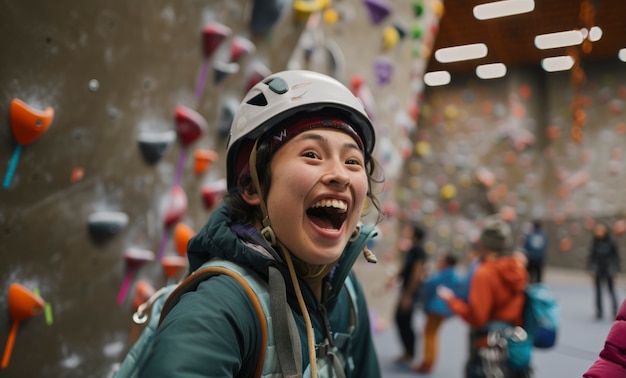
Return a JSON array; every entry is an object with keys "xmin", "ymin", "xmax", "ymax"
[
  {"xmin": 0, "ymin": 0, "xmax": 306, "ymax": 376},
  {"xmin": 401, "ymin": 60, "xmax": 626, "ymax": 272}
]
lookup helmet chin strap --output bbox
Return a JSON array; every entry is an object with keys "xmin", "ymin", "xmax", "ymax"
[{"xmin": 248, "ymin": 139, "xmax": 319, "ymax": 378}]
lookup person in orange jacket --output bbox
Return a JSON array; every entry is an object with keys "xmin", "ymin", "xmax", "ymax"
[{"xmin": 437, "ymin": 214, "xmax": 530, "ymax": 378}]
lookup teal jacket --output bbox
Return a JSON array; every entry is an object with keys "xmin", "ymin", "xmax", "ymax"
[{"xmin": 139, "ymin": 204, "xmax": 381, "ymax": 377}]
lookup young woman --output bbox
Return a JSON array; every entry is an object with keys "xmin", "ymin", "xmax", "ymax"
[{"xmin": 139, "ymin": 70, "xmax": 384, "ymax": 377}]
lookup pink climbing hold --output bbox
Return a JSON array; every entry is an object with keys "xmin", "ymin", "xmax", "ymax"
[
  {"xmin": 230, "ymin": 36, "xmax": 256, "ymax": 63},
  {"xmin": 174, "ymin": 105, "xmax": 208, "ymax": 146},
  {"xmin": 164, "ymin": 185, "xmax": 188, "ymax": 227},
  {"xmin": 244, "ymin": 61, "xmax": 272, "ymax": 93},
  {"xmin": 202, "ymin": 22, "xmax": 232, "ymax": 59}
]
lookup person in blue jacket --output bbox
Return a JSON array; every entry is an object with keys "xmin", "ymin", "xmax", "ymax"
[
  {"xmin": 413, "ymin": 253, "xmax": 461, "ymax": 373},
  {"xmin": 138, "ymin": 70, "xmax": 384, "ymax": 377}
]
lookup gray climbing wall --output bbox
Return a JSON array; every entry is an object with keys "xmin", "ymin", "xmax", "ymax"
[{"xmin": 0, "ymin": 0, "xmax": 305, "ymax": 376}]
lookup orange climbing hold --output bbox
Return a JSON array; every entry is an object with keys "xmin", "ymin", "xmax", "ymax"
[
  {"xmin": 132, "ymin": 280, "xmax": 156, "ymax": 312},
  {"xmin": 2, "ymin": 283, "xmax": 45, "ymax": 368},
  {"xmin": 174, "ymin": 222, "xmax": 196, "ymax": 256},
  {"xmin": 10, "ymin": 98, "xmax": 54, "ymax": 145},
  {"xmin": 193, "ymin": 149, "xmax": 219, "ymax": 175},
  {"xmin": 161, "ymin": 255, "xmax": 188, "ymax": 281}
]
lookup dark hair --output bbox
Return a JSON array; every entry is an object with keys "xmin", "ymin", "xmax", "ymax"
[
  {"xmin": 443, "ymin": 254, "xmax": 457, "ymax": 267},
  {"xmin": 224, "ymin": 127, "xmax": 385, "ymax": 225},
  {"xmin": 411, "ymin": 223, "xmax": 425, "ymax": 241},
  {"xmin": 532, "ymin": 220, "xmax": 541, "ymax": 230}
]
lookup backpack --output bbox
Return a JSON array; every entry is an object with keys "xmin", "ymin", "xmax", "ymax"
[
  {"xmin": 523, "ymin": 283, "xmax": 559, "ymax": 349},
  {"xmin": 524, "ymin": 232, "xmax": 547, "ymax": 261},
  {"xmin": 115, "ymin": 258, "xmax": 359, "ymax": 378},
  {"xmin": 480, "ymin": 283, "xmax": 558, "ymax": 372},
  {"xmin": 114, "ymin": 259, "xmax": 269, "ymax": 378}
]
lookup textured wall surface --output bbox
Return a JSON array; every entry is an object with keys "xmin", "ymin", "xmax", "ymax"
[
  {"xmin": 2, "ymin": 0, "xmax": 626, "ymax": 376},
  {"xmin": 0, "ymin": 1, "xmax": 304, "ymax": 376},
  {"xmin": 402, "ymin": 60, "xmax": 626, "ymax": 271}
]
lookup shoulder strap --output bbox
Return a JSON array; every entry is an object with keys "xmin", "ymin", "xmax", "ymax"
[
  {"xmin": 268, "ymin": 266, "xmax": 302, "ymax": 378},
  {"xmin": 159, "ymin": 260, "xmax": 268, "ymax": 378},
  {"xmin": 344, "ymin": 274, "xmax": 358, "ymax": 332}
]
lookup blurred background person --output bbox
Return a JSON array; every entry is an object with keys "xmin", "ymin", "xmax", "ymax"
[
  {"xmin": 522, "ymin": 220, "xmax": 549, "ymax": 284},
  {"xmin": 587, "ymin": 222, "xmax": 621, "ymax": 319},
  {"xmin": 387, "ymin": 223, "xmax": 427, "ymax": 365},
  {"xmin": 413, "ymin": 252, "xmax": 461, "ymax": 374},
  {"xmin": 437, "ymin": 215, "xmax": 530, "ymax": 378}
]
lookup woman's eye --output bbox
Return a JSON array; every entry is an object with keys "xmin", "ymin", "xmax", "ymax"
[
  {"xmin": 346, "ymin": 158, "xmax": 363, "ymax": 166},
  {"xmin": 303, "ymin": 151, "xmax": 319, "ymax": 159}
]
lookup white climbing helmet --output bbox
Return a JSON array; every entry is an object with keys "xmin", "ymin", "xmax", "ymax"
[{"xmin": 226, "ymin": 69, "xmax": 375, "ymax": 189}]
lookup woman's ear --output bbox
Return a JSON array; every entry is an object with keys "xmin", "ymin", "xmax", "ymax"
[{"xmin": 241, "ymin": 184, "xmax": 261, "ymax": 206}]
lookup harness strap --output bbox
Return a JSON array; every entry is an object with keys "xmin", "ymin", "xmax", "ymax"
[
  {"xmin": 331, "ymin": 351, "xmax": 347, "ymax": 378},
  {"xmin": 268, "ymin": 266, "xmax": 303, "ymax": 378}
]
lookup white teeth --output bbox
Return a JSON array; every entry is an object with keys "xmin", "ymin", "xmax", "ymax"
[{"xmin": 311, "ymin": 199, "xmax": 347, "ymax": 213}]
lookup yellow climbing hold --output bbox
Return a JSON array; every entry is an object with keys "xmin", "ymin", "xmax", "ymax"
[
  {"xmin": 382, "ymin": 26, "xmax": 400, "ymax": 50},
  {"xmin": 415, "ymin": 140, "xmax": 431, "ymax": 157},
  {"xmin": 294, "ymin": 0, "xmax": 330, "ymax": 18},
  {"xmin": 440, "ymin": 183, "xmax": 457, "ymax": 200},
  {"xmin": 323, "ymin": 8, "xmax": 339, "ymax": 24}
]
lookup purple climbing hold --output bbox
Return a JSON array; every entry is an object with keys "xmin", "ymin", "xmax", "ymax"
[
  {"xmin": 374, "ymin": 57, "xmax": 394, "ymax": 86},
  {"xmin": 363, "ymin": 0, "xmax": 392, "ymax": 25}
]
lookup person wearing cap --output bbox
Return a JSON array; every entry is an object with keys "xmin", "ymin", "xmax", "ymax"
[
  {"xmin": 138, "ymin": 70, "xmax": 383, "ymax": 377},
  {"xmin": 437, "ymin": 214, "xmax": 530, "ymax": 378}
]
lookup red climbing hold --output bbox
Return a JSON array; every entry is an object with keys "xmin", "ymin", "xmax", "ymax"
[{"xmin": 174, "ymin": 105, "xmax": 208, "ymax": 146}]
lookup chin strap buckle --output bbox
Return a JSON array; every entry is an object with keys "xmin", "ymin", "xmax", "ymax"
[{"xmin": 261, "ymin": 225, "xmax": 277, "ymax": 246}]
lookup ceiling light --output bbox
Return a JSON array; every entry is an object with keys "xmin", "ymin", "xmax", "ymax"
[
  {"xmin": 434, "ymin": 43, "xmax": 488, "ymax": 63},
  {"xmin": 619, "ymin": 49, "xmax": 626, "ymax": 62},
  {"xmin": 541, "ymin": 56, "xmax": 574, "ymax": 72},
  {"xmin": 424, "ymin": 71, "xmax": 451, "ymax": 86},
  {"xmin": 476, "ymin": 63, "xmax": 507, "ymax": 79},
  {"xmin": 535, "ymin": 30, "xmax": 583, "ymax": 50},
  {"xmin": 589, "ymin": 26, "xmax": 603, "ymax": 42},
  {"xmin": 473, "ymin": 0, "xmax": 535, "ymax": 20}
]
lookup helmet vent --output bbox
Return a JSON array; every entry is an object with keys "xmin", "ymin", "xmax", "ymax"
[
  {"xmin": 247, "ymin": 93, "xmax": 268, "ymax": 106},
  {"xmin": 265, "ymin": 77, "xmax": 288, "ymax": 94}
]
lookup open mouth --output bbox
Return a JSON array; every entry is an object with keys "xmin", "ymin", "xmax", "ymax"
[{"xmin": 306, "ymin": 199, "xmax": 348, "ymax": 230}]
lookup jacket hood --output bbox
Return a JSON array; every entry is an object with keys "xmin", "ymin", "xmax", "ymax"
[
  {"xmin": 187, "ymin": 204, "xmax": 274, "ymax": 276},
  {"xmin": 186, "ymin": 203, "xmax": 378, "ymax": 307},
  {"xmin": 490, "ymin": 256, "xmax": 528, "ymax": 293}
]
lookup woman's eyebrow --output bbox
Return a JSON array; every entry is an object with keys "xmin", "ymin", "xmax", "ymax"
[{"xmin": 294, "ymin": 132, "xmax": 362, "ymax": 152}]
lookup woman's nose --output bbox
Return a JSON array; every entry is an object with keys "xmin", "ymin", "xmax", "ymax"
[{"xmin": 323, "ymin": 161, "xmax": 351, "ymax": 188}]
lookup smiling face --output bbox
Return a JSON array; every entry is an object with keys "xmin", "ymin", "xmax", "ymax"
[{"xmin": 264, "ymin": 128, "xmax": 369, "ymax": 267}]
